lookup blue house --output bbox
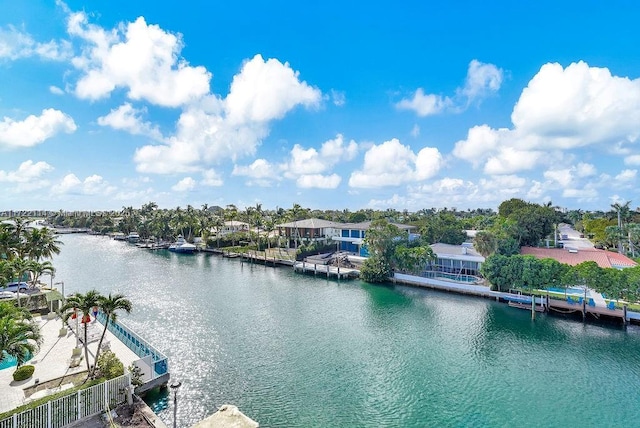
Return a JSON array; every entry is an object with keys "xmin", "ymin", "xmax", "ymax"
[{"xmin": 333, "ymin": 221, "xmax": 417, "ymax": 257}]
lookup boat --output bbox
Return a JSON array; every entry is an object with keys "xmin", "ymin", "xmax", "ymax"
[
  {"xmin": 112, "ymin": 232, "xmax": 127, "ymax": 241},
  {"xmin": 127, "ymin": 232, "xmax": 140, "ymax": 243},
  {"xmin": 168, "ymin": 235, "xmax": 197, "ymax": 253}
]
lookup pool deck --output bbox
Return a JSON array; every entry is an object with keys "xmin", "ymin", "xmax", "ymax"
[{"xmin": 0, "ymin": 314, "xmax": 139, "ymax": 414}]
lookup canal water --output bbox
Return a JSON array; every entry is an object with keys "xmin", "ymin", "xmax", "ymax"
[{"xmin": 52, "ymin": 235, "xmax": 640, "ymax": 427}]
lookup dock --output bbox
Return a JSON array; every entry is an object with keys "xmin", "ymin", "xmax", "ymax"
[
  {"xmin": 293, "ymin": 261, "xmax": 359, "ymax": 279},
  {"xmin": 546, "ymin": 297, "xmax": 628, "ymax": 324},
  {"xmin": 240, "ymin": 249, "xmax": 297, "ymax": 266}
]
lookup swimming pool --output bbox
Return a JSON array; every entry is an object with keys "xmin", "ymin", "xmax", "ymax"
[
  {"xmin": 0, "ymin": 352, "xmax": 18, "ymax": 370},
  {"xmin": 422, "ymin": 271, "xmax": 481, "ymax": 283},
  {"xmin": 0, "ymin": 351, "xmax": 31, "ymax": 370},
  {"xmin": 546, "ymin": 287, "xmax": 586, "ymax": 295}
]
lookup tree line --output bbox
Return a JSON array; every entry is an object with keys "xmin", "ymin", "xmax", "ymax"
[{"xmin": 481, "ymin": 254, "xmax": 640, "ymax": 303}]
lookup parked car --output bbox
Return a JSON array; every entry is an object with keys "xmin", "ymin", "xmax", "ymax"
[
  {"xmin": 0, "ymin": 290, "xmax": 16, "ymax": 299},
  {"xmin": 4, "ymin": 281, "xmax": 28, "ymax": 293}
]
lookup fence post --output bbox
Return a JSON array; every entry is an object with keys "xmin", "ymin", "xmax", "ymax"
[
  {"xmin": 77, "ymin": 390, "xmax": 81, "ymax": 419},
  {"xmin": 105, "ymin": 381, "xmax": 109, "ymax": 409},
  {"xmin": 47, "ymin": 400, "xmax": 52, "ymax": 428},
  {"xmin": 12, "ymin": 413, "xmax": 17, "ymax": 428}
]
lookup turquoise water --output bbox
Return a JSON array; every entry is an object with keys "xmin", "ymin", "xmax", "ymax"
[
  {"xmin": 0, "ymin": 351, "xmax": 32, "ymax": 371},
  {"xmin": 51, "ymin": 235, "xmax": 640, "ymax": 427},
  {"xmin": 547, "ymin": 287, "xmax": 587, "ymax": 295},
  {"xmin": 0, "ymin": 352, "xmax": 18, "ymax": 370}
]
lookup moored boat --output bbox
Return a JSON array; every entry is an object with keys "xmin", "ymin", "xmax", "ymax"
[{"xmin": 168, "ymin": 235, "xmax": 197, "ymax": 253}]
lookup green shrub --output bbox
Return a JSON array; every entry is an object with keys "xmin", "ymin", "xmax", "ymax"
[
  {"xmin": 13, "ymin": 365, "xmax": 35, "ymax": 381},
  {"xmin": 96, "ymin": 350, "xmax": 124, "ymax": 379}
]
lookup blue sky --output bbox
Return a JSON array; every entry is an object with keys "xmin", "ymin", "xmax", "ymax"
[{"xmin": 1, "ymin": 1, "xmax": 640, "ymax": 212}]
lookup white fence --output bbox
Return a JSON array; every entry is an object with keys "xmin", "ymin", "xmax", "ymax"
[{"xmin": 0, "ymin": 373, "xmax": 130, "ymax": 428}]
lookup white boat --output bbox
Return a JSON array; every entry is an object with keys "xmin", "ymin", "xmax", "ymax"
[
  {"xmin": 168, "ymin": 235, "xmax": 197, "ymax": 253},
  {"xmin": 127, "ymin": 232, "xmax": 140, "ymax": 243}
]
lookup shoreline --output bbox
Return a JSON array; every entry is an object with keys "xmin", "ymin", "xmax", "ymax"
[{"xmin": 83, "ymin": 232, "xmax": 640, "ymax": 328}]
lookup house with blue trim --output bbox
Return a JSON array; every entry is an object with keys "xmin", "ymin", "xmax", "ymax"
[{"xmin": 332, "ymin": 221, "xmax": 417, "ymax": 257}]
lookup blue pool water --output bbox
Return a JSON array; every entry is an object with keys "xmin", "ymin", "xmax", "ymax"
[
  {"xmin": 0, "ymin": 352, "xmax": 18, "ymax": 370},
  {"xmin": 547, "ymin": 287, "xmax": 587, "ymax": 295},
  {"xmin": 0, "ymin": 351, "xmax": 32, "ymax": 370}
]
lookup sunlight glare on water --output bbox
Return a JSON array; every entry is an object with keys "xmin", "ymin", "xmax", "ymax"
[{"xmin": 52, "ymin": 235, "xmax": 640, "ymax": 427}]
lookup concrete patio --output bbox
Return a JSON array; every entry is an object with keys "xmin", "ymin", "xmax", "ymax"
[{"xmin": 0, "ymin": 314, "xmax": 139, "ymax": 414}]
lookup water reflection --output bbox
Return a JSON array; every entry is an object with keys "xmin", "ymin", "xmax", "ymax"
[{"xmin": 51, "ymin": 235, "xmax": 640, "ymax": 427}]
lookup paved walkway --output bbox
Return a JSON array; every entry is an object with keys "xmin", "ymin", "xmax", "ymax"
[{"xmin": 0, "ymin": 314, "xmax": 139, "ymax": 414}]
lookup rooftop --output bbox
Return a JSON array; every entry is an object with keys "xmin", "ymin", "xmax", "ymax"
[
  {"xmin": 430, "ymin": 243, "xmax": 484, "ymax": 261},
  {"xmin": 520, "ymin": 247, "xmax": 638, "ymax": 269}
]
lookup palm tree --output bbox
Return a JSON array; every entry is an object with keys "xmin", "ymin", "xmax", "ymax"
[
  {"xmin": 23, "ymin": 227, "xmax": 62, "ymax": 261},
  {"xmin": 0, "ymin": 314, "xmax": 43, "ymax": 369},
  {"xmin": 9, "ymin": 258, "xmax": 36, "ymax": 307},
  {"xmin": 94, "ymin": 293, "xmax": 132, "ymax": 376},
  {"xmin": 611, "ymin": 201, "xmax": 632, "ymax": 253},
  {"xmin": 9, "ymin": 217, "xmax": 30, "ymax": 258},
  {"xmin": 212, "ymin": 214, "xmax": 224, "ymax": 248},
  {"xmin": 61, "ymin": 290, "xmax": 102, "ymax": 375},
  {"xmin": 224, "ymin": 205, "xmax": 239, "ymax": 246},
  {"xmin": 0, "ymin": 223, "xmax": 20, "ymax": 260},
  {"xmin": 30, "ymin": 260, "xmax": 55, "ymax": 287}
]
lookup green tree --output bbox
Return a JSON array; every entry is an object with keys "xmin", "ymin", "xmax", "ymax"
[
  {"xmin": 0, "ymin": 311, "xmax": 42, "ymax": 369},
  {"xmin": 94, "ymin": 293, "xmax": 132, "ymax": 373},
  {"xmin": 96, "ymin": 350, "xmax": 124, "ymax": 379},
  {"xmin": 393, "ymin": 245, "xmax": 435, "ymax": 275},
  {"xmin": 419, "ymin": 212, "xmax": 467, "ymax": 245},
  {"xmin": 474, "ymin": 231, "xmax": 498, "ymax": 258},
  {"xmin": 61, "ymin": 290, "xmax": 102, "ymax": 376},
  {"xmin": 360, "ymin": 219, "xmax": 403, "ymax": 283},
  {"xmin": 23, "ymin": 227, "xmax": 62, "ymax": 261},
  {"xmin": 360, "ymin": 255, "xmax": 393, "ymax": 283}
]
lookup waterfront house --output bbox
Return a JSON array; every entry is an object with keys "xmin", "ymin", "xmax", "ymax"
[
  {"xmin": 423, "ymin": 243, "xmax": 485, "ymax": 282},
  {"xmin": 332, "ymin": 221, "xmax": 418, "ymax": 256},
  {"xmin": 219, "ymin": 221, "xmax": 250, "ymax": 236},
  {"xmin": 276, "ymin": 218, "xmax": 342, "ymax": 247},
  {"xmin": 520, "ymin": 247, "xmax": 638, "ymax": 269}
]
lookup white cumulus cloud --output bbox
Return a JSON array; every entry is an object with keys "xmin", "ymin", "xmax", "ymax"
[
  {"xmin": 296, "ymin": 174, "xmax": 341, "ymax": 189},
  {"xmin": 397, "ymin": 59, "xmax": 503, "ymax": 116},
  {"xmin": 97, "ymin": 103, "xmax": 163, "ymax": 140},
  {"xmin": 0, "ymin": 160, "xmax": 53, "ymax": 182},
  {"xmin": 349, "ymin": 138, "xmax": 442, "ymax": 188},
  {"xmin": 201, "ymin": 169, "xmax": 223, "ymax": 187},
  {"xmin": 0, "ymin": 25, "xmax": 72, "ymax": 61},
  {"xmin": 68, "ymin": 13, "xmax": 211, "ymax": 107},
  {"xmin": 172, "ymin": 177, "xmax": 196, "ymax": 192},
  {"xmin": 233, "ymin": 159, "xmax": 278, "ymax": 187},
  {"xmin": 52, "ymin": 173, "xmax": 115, "ymax": 195},
  {"xmin": 0, "ymin": 109, "xmax": 77, "ymax": 148},
  {"xmin": 460, "ymin": 59, "xmax": 504, "ymax": 101},
  {"xmin": 280, "ymin": 134, "xmax": 357, "ymax": 188},
  {"xmin": 396, "ymin": 88, "xmax": 452, "ymax": 117},
  {"xmin": 135, "ymin": 56, "xmax": 322, "ymax": 174},
  {"xmin": 225, "ymin": 54, "xmax": 321, "ymax": 124},
  {"xmin": 454, "ymin": 61, "xmax": 640, "ymax": 174},
  {"xmin": 0, "ymin": 160, "xmax": 53, "ymax": 192}
]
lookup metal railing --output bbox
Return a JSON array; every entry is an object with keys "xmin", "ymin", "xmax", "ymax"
[
  {"xmin": 95, "ymin": 313, "xmax": 168, "ymax": 379},
  {"xmin": 420, "ymin": 270, "xmax": 482, "ymax": 284},
  {"xmin": 0, "ymin": 374, "xmax": 130, "ymax": 428}
]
